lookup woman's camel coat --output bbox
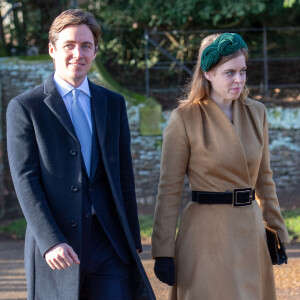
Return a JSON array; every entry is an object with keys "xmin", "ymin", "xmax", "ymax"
[{"xmin": 152, "ymin": 97, "xmax": 290, "ymax": 300}]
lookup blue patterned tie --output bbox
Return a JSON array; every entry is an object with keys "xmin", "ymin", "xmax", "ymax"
[{"xmin": 71, "ymin": 89, "xmax": 92, "ymax": 177}]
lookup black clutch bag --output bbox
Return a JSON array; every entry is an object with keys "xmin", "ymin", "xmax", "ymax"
[{"xmin": 265, "ymin": 226, "xmax": 288, "ymax": 265}]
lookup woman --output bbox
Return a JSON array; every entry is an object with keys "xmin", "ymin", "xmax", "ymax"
[{"xmin": 151, "ymin": 33, "xmax": 290, "ymax": 300}]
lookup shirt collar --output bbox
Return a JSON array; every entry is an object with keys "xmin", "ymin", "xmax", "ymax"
[{"xmin": 53, "ymin": 73, "xmax": 91, "ymax": 98}]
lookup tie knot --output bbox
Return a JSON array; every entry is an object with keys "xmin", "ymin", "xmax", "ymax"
[{"xmin": 72, "ymin": 89, "xmax": 81, "ymax": 102}]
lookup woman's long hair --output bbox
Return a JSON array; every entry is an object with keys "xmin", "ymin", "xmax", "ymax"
[{"xmin": 179, "ymin": 34, "xmax": 249, "ymax": 107}]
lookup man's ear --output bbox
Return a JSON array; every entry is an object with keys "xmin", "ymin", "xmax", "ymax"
[
  {"xmin": 48, "ymin": 43, "xmax": 55, "ymax": 58},
  {"xmin": 204, "ymin": 71, "xmax": 212, "ymax": 81},
  {"xmin": 92, "ymin": 45, "xmax": 98, "ymax": 60}
]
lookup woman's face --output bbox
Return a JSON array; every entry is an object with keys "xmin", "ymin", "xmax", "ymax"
[{"xmin": 205, "ymin": 54, "xmax": 247, "ymax": 102}]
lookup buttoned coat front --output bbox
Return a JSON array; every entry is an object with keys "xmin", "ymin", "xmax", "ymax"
[
  {"xmin": 6, "ymin": 76, "xmax": 155, "ymax": 300},
  {"xmin": 152, "ymin": 98, "xmax": 290, "ymax": 300}
]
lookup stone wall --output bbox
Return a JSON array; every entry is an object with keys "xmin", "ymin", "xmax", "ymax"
[
  {"xmin": 269, "ymin": 129, "xmax": 300, "ymax": 196},
  {"xmin": 0, "ymin": 58, "xmax": 54, "ymax": 217},
  {"xmin": 0, "ymin": 58, "xmax": 299, "ymax": 218},
  {"xmin": 127, "ymin": 106, "xmax": 163, "ymax": 204}
]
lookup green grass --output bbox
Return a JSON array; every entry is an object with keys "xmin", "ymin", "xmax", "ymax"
[
  {"xmin": 139, "ymin": 209, "xmax": 300, "ymax": 241},
  {"xmin": 281, "ymin": 209, "xmax": 300, "ymax": 241},
  {"xmin": 93, "ymin": 55, "xmax": 158, "ymax": 106},
  {"xmin": 0, "ymin": 216, "xmax": 154, "ymax": 240},
  {"xmin": 0, "ymin": 218, "xmax": 27, "ymax": 239},
  {"xmin": 18, "ymin": 54, "xmax": 51, "ymax": 61},
  {"xmin": 1, "ymin": 210, "xmax": 299, "ymax": 241},
  {"xmin": 139, "ymin": 214, "xmax": 181, "ymax": 238},
  {"xmin": 139, "ymin": 215, "xmax": 154, "ymax": 238}
]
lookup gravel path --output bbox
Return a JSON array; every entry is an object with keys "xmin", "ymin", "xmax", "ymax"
[{"xmin": 0, "ymin": 240, "xmax": 299, "ymax": 300}]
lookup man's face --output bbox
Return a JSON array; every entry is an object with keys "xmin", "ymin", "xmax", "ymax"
[{"xmin": 49, "ymin": 24, "xmax": 96, "ymax": 87}]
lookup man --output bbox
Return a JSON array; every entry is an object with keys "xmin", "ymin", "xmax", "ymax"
[{"xmin": 6, "ymin": 9, "xmax": 155, "ymax": 300}]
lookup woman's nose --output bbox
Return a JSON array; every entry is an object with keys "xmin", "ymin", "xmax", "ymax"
[{"xmin": 234, "ymin": 73, "xmax": 243, "ymax": 83}]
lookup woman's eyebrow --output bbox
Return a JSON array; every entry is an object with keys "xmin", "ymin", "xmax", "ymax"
[{"xmin": 223, "ymin": 66, "xmax": 247, "ymax": 72}]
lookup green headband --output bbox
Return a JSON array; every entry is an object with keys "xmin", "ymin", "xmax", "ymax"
[{"xmin": 200, "ymin": 33, "xmax": 248, "ymax": 72}]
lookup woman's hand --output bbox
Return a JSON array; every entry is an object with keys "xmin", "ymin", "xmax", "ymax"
[{"xmin": 154, "ymin": 257, "xmax": 175, "ymax": 286}]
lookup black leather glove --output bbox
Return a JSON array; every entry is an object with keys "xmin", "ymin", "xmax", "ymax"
[{"xmin": 154, "ymin": 257, "xmax": 175, "ymax": 286}]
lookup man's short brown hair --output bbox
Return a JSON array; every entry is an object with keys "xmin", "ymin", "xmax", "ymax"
[{"xmin": 49, "ymin": 9, "xmax": 101, "ymax": 50}]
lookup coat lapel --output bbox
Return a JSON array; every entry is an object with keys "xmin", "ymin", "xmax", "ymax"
[
  {"xmin": 88, "ymin": 81, "xmax": 108, "ymax": 182},
  {"xmin": 89, "ymin": 105, "xmax": 100, "ymax": 181},
  {"xmin": 89, "ymin": 81, "xmax": 107, "ymax": 151},
  {"xmin": 230, "ymin": 100, "xmax": 251, "ymax": 184},
  {"xmin": 43, "ymin": 75, "xmax": 78, "ymax": 142},
  {"xmin": 44, "ymin": 77, "xmax": 109, "ymax": 181},
  {"xmin": 43, "ymin": 75, "xmax": 91, "ymax": 178},
  {"xmin": 201, "ymin": 98, "xmax": 251, "ymax": 186},
  {"xmin": 232, "ymin": 99, "xmax": 264, "ymax": 185}
]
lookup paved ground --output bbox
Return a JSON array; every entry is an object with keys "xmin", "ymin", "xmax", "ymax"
[
  {"xmin": 0, "ymin": 240, "xmax": 299, "ymax": 300},
  {"xmin": 0, "ymin": 241, "xmax": 26, "ymax": 300}
]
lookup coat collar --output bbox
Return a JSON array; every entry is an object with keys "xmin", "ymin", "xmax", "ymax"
[
  {"xmin": 43, "ymin": 74, "xmax": 108, "ymax": 182},
  {"xmin": 88, "ymin": 80, "xmax": 107, "ymax": 151},
  {"xmin": 43, "ymin": 74, "xmax": 78, "ymax": 142},
  {"xmin": 200, "ymin": 98, "xmax": 251, "ymax": 186},
  {"xmin": 43, "ymin": 74, "xmax": 108, "ymax": 149}
]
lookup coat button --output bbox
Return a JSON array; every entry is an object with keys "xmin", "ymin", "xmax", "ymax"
[
  {"xmin": 85, "ymin": 212, "xmax": 91, "ymax": 218},
  {"xmin": 71, "ymin": 185, "xmax": 79, "ymax": 192},
  {"xmin": 70, "ymin": 150, "xmax": 77, "ymax": 156},
  {"xmin": 88, "ymin": 188, "xmax": 93, "ymax": 193},
  {"xmin": 71, "ymin": 221, "xmax": 78, "ymax": 228}
]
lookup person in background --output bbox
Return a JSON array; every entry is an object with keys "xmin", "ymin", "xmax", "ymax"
[
  {"xmin": 151, "ymin": 32, "xmax": 289, "ymax": 300},
  {"xmin": 7, "ymin": 9, "xmax": 155, "ymax": 300}
]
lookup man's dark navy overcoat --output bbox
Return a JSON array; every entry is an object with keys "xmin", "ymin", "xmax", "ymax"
[{"xmin": 6, "ymin": 75, "xmax": 155, "ymax": 300}]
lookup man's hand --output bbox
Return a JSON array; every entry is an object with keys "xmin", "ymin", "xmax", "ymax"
[{"xmin": 44, "ymin": 243, "xmax": 80, "ymax": 270}]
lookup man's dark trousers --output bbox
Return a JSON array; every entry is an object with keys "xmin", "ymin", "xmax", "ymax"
[{"xmin": 80, "ymin": 214, "xmax": 132, "ymax": 299}]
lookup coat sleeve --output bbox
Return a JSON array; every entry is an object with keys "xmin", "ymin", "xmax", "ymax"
[
  {"xmin": 152, "ymin": 108, "xmax": 190, "ymax": 258},
  {"xmin": 255, "ymin": 107, "xmax": 290, "ymax": 243},
  {"xmin": 6, "ymin": 99, "xmax": 67, "ymax": 256},
  {"xmin": 119, "ymin": 98, "xmax": 142, "ymax": 251}
]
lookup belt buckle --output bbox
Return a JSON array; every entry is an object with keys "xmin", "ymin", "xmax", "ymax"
[{"xmin": 233, "ymin": 188, "xmax": 253, "ymax": 207}]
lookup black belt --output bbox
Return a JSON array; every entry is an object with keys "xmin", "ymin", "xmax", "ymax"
[{"xmin": 192, "ymin": 188, "xmax": 255, "ymax": 207}]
